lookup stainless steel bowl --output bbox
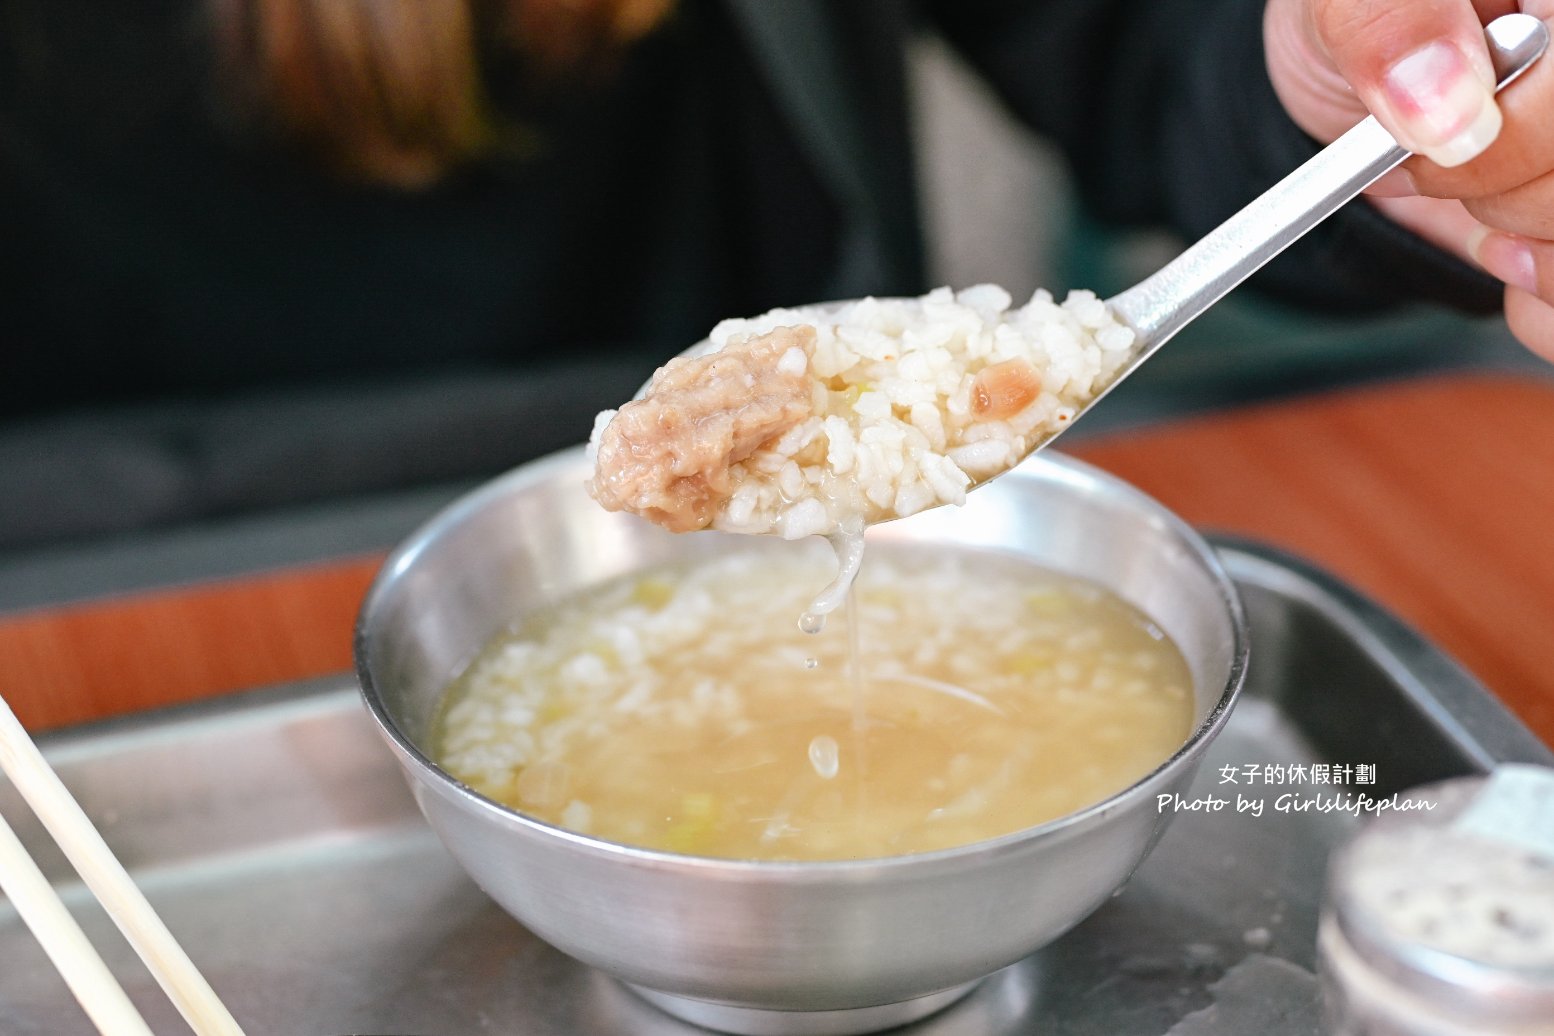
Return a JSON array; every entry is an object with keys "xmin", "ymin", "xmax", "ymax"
[{"xmin": 355, "ymin": 447, "xmax": 1248, "ymax": 1035}]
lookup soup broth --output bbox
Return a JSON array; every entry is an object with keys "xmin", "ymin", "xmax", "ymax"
[{"xmin": 435, "ymin": 543, "xmax": 1193, "ymax": 861}]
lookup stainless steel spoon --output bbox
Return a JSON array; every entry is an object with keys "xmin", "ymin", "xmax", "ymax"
[
  {"xmin": 1099, "ymin": 11, "xmax": 1548, "ymax": 410},
  {"xmin": 624, "ymin": 14, "xmax": 1547, "ymax": 526}
]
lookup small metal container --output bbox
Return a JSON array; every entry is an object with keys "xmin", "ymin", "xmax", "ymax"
[
  {"xmin": 1319, "ymin": 773, "xmax": 1554, "ymax": 1035},
  {"xmin": 355, "ymin": 447, "xmax": 1248, "ymax": 1035}
]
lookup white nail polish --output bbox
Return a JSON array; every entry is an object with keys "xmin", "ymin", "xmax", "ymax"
[
  {"xmin": 1469, "ymin": 226, "xmax": 1540, "ymax": 293},
  {"xmin": 1421, "ymin": 98, "xmax": 1502, "ymax": 168},
  {"xmin": 1383, "ymin": 41, "xmax": 1503, "ymax": 166}
]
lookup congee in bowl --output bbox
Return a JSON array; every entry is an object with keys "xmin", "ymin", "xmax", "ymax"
[
  {"xmin": 356, "ymin": 446, "xmax": 1247, "ymax": 1034},
  {"xmin": 435, "ymin": 540, "xmax": 1194, "ymax": 861}
]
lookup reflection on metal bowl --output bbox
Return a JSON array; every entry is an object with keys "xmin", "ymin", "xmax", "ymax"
[{"xmin": 355, "ymin": 447, "xmax": 1248, "ymax": 1035}]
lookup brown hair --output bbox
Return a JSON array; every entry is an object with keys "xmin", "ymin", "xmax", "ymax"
[{"xmin": 212, "ymin": 0, "xmax": 675, "ymax": 187}]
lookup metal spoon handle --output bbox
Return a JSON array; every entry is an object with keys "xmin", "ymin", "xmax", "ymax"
[{"xmin": 1107, "ymin": 12, "xmax": 1549, "ymax": 353}]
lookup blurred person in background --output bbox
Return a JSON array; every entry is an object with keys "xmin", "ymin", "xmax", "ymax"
[{"xmin": 1, "ymin": 0, "xmax": 1550, "ymax": 552}]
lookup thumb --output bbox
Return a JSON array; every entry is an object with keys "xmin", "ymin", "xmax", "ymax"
[{"xmin": 1314, "ymin": 0, "xmax": 1502, "ymax": 167}]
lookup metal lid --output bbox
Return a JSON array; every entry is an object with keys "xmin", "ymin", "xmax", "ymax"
[{"xmin": 1325, "ymin": 774, "xmax": 1554, "ymax": 1027}]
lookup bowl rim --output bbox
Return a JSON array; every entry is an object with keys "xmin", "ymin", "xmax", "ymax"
[{"xmin": 355, "ymin": 445, "xmax": 1249, "ymax": 876}]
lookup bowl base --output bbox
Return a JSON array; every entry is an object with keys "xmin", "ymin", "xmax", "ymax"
[{"xmin": 624, "ymin": 979, "xmax": 983, "ymax": 1035}]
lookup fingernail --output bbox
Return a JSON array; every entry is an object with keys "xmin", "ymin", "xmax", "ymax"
[
  {"xmin": 1368, "ymin": 166, "xmax": 1419, "ymax": 198},
  {"xmin": 1467, "ymin": 225, "xmax": 1538, "ymax": 292},
  {"xmin": 1382, "ymin": 41, "xmax": 1502, "ymax": 167}
]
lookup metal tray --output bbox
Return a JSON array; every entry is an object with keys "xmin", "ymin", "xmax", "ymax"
[{"xmin": 3, "ymin": 538, "xmax": 1551, "ymax": 1036}]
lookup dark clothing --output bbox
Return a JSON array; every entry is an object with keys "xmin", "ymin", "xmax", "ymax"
[{"xmin": 0, "ymin": 0, "xmax": 1499, "ymax": 549}]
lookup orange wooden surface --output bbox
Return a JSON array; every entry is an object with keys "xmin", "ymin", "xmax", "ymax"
[
  {"xmin": 1, "ymin": 556, "xmax": 383, "ymax": 732},
  {"xmin": 1, "ymin": 373, "xmax": 1550, "ymax": 746},
  {"xmin": 1069, "ymin": 373, "xmax": 1554, "ymax": 746}
]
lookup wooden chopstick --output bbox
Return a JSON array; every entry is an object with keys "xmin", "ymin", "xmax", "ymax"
[
  {"xmin": 0, "ymin": 809, "xmax": 155, "ymax": 1035},
  {"xmin": 0, "ymin": 695, "xmax": 246, "ymax": 1036}
]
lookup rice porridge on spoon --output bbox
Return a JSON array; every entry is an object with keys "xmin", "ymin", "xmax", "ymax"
[{"xmin": 587, "ymin": 285, "xmax": 1135, "ymax": 540}]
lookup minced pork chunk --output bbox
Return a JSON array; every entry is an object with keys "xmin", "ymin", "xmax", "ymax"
[{"xmin": 587, "ymin": 325, "xmax": 817, "ymax": 532}]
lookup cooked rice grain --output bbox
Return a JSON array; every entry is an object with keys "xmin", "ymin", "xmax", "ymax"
[{"xmin": 590, "ymin": 285, "xmax": 1133, "ymax": 537}]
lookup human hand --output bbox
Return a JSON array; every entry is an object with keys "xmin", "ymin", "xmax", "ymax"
[{"xmin": 1264, "ymin": 0, "xmax": 1554, "ymax": 360}]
